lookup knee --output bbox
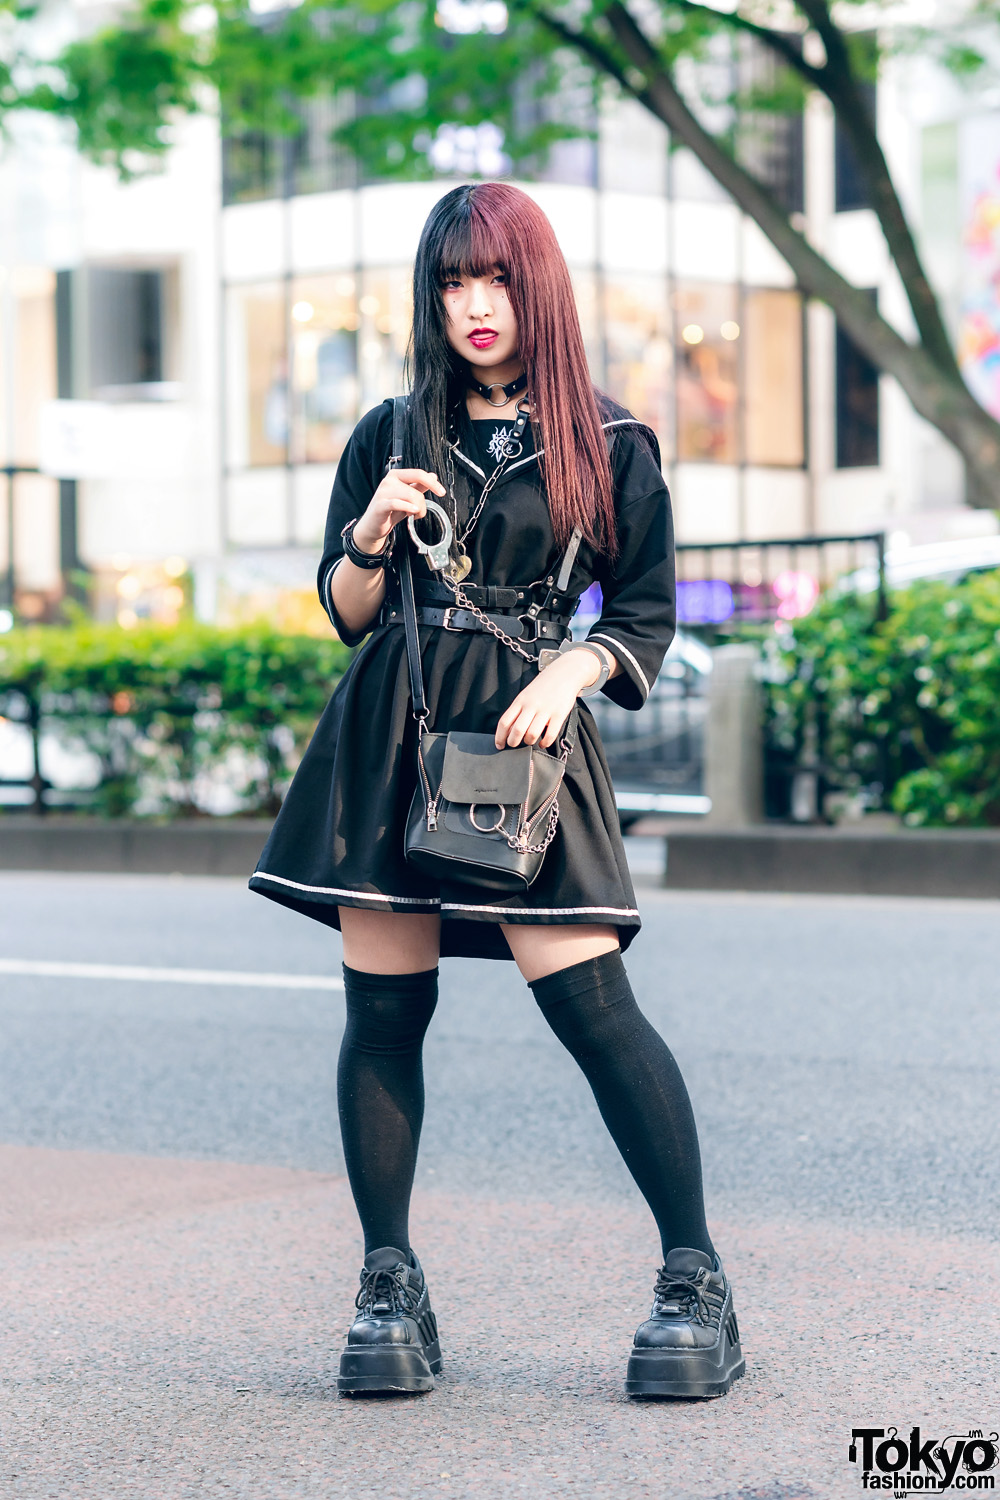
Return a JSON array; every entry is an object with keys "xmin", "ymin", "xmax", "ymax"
[
  {"xmin": 342, "ymin": 966, "xmax": 439, "ymax": 1055},
  {"xmin": 529, "ymin": 950, "xmax": 643, "ymax": 1057}
]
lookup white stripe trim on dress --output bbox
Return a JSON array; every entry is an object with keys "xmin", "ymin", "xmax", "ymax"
[
  {"xmin": 251, "ymin": 871, "xmax": 440, "ymax": 905},
  {"xmin": 588, "ymin": 632, "xmax": 651, "ymax": 703},
  {"xmin": 440, "ymin": 901, "xmax": 640, "ymax": 918},
  {"xmin": 451, "ymin": 446, "xmax": 486, "ymax": 480},
  {"xmin": 323, "ymin": 557, "xmax": 342, "ymax": 620},
  {"xmin": 251, "ymin": 872, "xmax": 638, "ymax": 920}
]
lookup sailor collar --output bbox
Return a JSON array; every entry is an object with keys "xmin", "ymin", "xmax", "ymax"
[{"xmin": 449, "ymin": 415, "xmax": 642, "ymax": 485}]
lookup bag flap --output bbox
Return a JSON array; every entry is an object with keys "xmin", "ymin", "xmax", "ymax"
[{"xmin": 441, "ymin": 734, "xmax": 532, "ymax": 804}]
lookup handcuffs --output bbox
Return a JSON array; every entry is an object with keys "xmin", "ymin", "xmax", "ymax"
[{"xmin": 408, "ymin": 497, "xmax": 454, "ymax": 573}]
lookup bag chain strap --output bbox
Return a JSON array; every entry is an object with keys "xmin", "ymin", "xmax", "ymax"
[{"xmin": 509, "ymin": 798, "xmax": 561, "ymax": 855}]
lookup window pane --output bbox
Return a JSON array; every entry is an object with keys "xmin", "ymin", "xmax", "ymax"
[
  {"xmin": 836, "ymin": 317, "xmax": 880, "ymax": 467},
  {"xmin": 226, "ymin": 282, "xmax": 287, "ymax": 469},
  {"xmin": 604, "ymin": 276, "xmax": 672, "ymax": 449},
  {"xmin": 222, "ymin": 131, "xmax": 283, "ymax": 206},
  {"xmin": 737, "ymin": 35, "xmax": 804, "ymax": 215},
  {"xmin": 675, "ymin": 281, "xmax": 739, "ymax": 463},
  {"xmin": 835, "ymin": 48, "xmax": 876, "ymax": 213},
  {"xmin": 358, "ymin": 269, "xmax": 411, "ymax": 413},
  {"xmin": 88, "ymin": 268, "xmax": 165, "ymax": 392},
  {"xmin": 291, "ymin": 95, "xmax": 359, "ymax": 197},
  {"xmin": 599, "ymin": 99, "xmax": 667, "ymax": 196},
  {"xmin": 290, "ymin": 275, "xmax": 359, "ymax": 464},
  {"xmin": 1, "ymin": 269, "xmax": 56, "ymax": 466},
  {"xmin": 744, "ymin": 289, "xmax": 804, "ymax": 466}
]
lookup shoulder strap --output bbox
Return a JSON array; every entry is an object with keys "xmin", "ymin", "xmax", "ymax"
[{"xmin": 389, "ymin": 397, "xmax": 429, "ymax": 727}]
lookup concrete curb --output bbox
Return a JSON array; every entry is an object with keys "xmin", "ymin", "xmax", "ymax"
[
  {"xmin": 655, "ymin": 823, "xmax": 1000, "ymax": 898},
  {"xmin": 0, "ymin": 818, "xmax": 271, "ymax": 877},
  {"xmin": 2, "ymin": 817, "xmax": 999, "ymax": 898}
]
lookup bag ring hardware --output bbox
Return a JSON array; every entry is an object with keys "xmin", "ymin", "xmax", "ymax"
[
  {"xmin": 408, "ymin": 497, "xmax": 454, "ymax": 572},
  {"xmin": 469, "ymin": 803, "xmax": 508, "ymax": 834}
]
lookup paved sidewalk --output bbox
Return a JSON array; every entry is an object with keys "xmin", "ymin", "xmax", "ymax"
[
  {"xmin": 2, "ymin": 876, "xmax": 998, "ymax": 1499},
  {"xmin": 1, "ymin": 1145, "xmax": 997, "ymax": 1500}
]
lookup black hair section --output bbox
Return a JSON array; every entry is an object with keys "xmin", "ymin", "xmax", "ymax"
[{"xmin": 404, "ymin": 184, "xmax": 501, "ymax": 483}]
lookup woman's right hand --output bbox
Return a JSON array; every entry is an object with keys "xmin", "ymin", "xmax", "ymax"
[{"xmin": 352, "ymin": 469, "xmax": 447, "ymax": 556}]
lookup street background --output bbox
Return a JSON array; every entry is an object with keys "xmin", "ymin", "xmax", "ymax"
[{"xmin": 1, "ymin": 867, "xmax": 997, "ymax": 1499}]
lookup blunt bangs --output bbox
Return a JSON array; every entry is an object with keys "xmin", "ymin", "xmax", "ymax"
[{"xmin": 435, "ymin": 210, "xmax": 511, "ymax": 287}]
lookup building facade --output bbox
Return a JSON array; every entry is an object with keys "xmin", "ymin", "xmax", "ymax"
[{"xmin": 1, "ymin": 21, "xmax": 997, "ymax": 631}]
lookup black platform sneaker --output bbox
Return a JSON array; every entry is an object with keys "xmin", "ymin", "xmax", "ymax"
[
  {"xmin": 338, "ymin": 1246, "xmax": 442, "ymax": 1395},
  {"xmin": 626, "ymin": 1246, "xmax": 745, "ymax": 1399}
]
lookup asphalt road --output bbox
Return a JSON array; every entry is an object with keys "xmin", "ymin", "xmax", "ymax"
[{"xmin": 0, "ymin": 867, "xmax": 998, "ymax": 1500}]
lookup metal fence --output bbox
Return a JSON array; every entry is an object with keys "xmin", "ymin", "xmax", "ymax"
[
  {"xmin": 589, "ymin": 531, "xmax": 889, "ymax": 821},
  {"xmin": 1, "ymin": 532, "xmax": 889, "ymax": 820},
  {"xmin": 675, "ymin": 532, "xmax": 888, "ymax": 627}
]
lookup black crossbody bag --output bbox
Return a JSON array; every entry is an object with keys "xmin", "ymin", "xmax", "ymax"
[{"xmin": 388, "ymin": 398, "xmax": 576, "ymax": 893}]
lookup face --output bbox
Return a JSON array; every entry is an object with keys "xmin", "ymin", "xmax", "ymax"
[{"xmin": 440, "ymin": 266, "xmax": 521, "ymax": 372}]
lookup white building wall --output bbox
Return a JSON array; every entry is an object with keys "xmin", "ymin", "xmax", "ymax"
[{"xmin": 4, "ymin": 6, "xmax": 998, "ymax": 622}]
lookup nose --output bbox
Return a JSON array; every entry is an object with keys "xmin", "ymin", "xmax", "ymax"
[{"xmin": 467, "ymin": 279, "xmax": 494, "ymax": 320}]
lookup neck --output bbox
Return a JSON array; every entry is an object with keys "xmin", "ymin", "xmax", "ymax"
[{"xmin": 466, "ymin": 357, "xmax": 525, "ymax": 389}]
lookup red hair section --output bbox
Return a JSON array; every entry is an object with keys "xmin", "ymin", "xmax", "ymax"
[{"xmin": 438, "ymin": 183, "xmax": 615, "ymax": 557}]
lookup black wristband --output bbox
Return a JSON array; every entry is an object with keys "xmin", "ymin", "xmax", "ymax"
[{"xmin": 341, "ymin": 517, "xmax": 390, "ymax": 570}]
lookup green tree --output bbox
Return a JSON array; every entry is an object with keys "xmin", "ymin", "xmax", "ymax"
[{"xmin": 3, "ymin": 0, "xmax": 999, "ymax": 502}]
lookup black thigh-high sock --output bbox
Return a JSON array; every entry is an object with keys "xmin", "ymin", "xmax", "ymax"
[
  {"xmin": 337, "ymin": 965, "xmax": 439, "ymax": 1256},
  {"xmin": 529, "ymin": 949, "xmax": 714, "ymax": 1262}
]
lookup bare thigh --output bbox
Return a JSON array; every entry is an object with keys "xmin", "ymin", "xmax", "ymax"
[
  {"xmin": 501, "ymin": 923, "xmax": 620, "ymax": 983},
  {"xmin": 338, "ymin": 907, "xmax": 442, "ymax": 974}
]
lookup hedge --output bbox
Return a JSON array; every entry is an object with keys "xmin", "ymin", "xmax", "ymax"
[
  {"xmin": 0, "ymin": 620, "xmax": 352, "ymax": 817},
  {"xmin": 765, "ymin": 569, "xmax": 1000, "ymax": 827}
]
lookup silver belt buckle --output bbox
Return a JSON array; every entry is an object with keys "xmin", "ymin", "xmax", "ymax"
[{"xmin": 442, "ymin": 606, "xmax": 460, "ymax": 630}]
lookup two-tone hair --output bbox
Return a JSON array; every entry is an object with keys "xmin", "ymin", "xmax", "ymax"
[{"xmin": 405, "ymin": 182, "xmax": 616, "ymax": 557}]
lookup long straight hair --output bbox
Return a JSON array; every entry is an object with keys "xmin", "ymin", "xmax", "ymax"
[{"xmin": 405, "ymin": 183, "xmax": 616, "ymax": 557}]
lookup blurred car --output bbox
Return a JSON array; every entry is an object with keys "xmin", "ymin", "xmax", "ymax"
[{"xmin": 572, "ymin": 586, "xmax": 712, "ymax": 829}]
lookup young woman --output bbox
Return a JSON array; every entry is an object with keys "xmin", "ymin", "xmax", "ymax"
[{"xmin": 250, "ymin": 182, "xmax": 744, "ymax": 1401}]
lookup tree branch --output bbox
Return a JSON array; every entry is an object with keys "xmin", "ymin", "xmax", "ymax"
[
  {"xmin": 537, "ymin": 0, "xmax": 1000, "ymax": 484},
  {"xmin": 604, "ymin": 0, "xmax": 961, "ymax": 382},
  {"xmin": 807, "ymin": 25, "xmax": 961, "ymax": 380},
  {"xmin": 664, "ymin": 0, "xmax": 828, "ymax": 91}
]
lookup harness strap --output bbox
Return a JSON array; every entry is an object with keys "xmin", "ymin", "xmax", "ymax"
[
  {"xmin": 382, "ymin": 605, "xmax": 572, "ymax": 644},
  {"xmin": 390, "ymin": 398, "xmax": 429, "ymax": 724},
  {"xmin": 407, "ymin": 578, "xmax": 577, "ymax": 615}
]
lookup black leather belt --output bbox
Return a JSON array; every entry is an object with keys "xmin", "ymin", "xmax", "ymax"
[
  {"xmin": 381, "ymin": 603, "xmax": 572, "ymax": 644},
  {"xmin": 410, "ymin": 580, "xmax": 578, "ymax": 615}
]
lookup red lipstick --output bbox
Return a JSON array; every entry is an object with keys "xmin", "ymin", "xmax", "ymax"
[{"xmin": 468, "ymin": 329, "xmax": 498, "ymax": 349}]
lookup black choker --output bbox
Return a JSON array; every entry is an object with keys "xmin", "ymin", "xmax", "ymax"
[{"xmin": 469, "ymin": 371, "xmax": 528, "ymax": 407}]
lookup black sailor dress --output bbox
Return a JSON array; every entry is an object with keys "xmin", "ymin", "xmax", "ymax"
[{"xmin": 249, "ymin": 394, "xmax": 676, "ymax": 961}]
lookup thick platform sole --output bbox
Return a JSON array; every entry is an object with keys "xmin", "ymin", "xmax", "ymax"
[
  {"xmin": 625, "ymin": 1343, "xmax": 746, "ymax": 1400},
  {"xmin": 338, "ymin": 1339, "xmax": 442, "ymax": 1395}
]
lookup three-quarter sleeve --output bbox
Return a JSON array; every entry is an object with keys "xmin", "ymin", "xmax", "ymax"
[
  {"xmin": 586, "ymin": 428, "xmax": 676, "ymax": 711},
  {"xmin": 316, "ymin": 402, "xmax": 392, "ymax": 646}
]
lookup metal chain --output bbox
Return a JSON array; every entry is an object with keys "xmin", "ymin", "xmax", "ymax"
[
  {"xmin": 454, "ymin": 436, "xmax": 520, "ymax": 548},
  {"xmin": 440, "ymin": 575, "xmax": 538, "ymax": 663},
  {"xmin": 447, "ymin": 401, "xmax": 529, "ymax": 550},
  {"xmin": 508, "ymin": 797, "xmax": 560, "ymax": 855}
]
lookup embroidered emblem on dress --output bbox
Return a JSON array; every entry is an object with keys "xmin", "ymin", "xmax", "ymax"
[{"xmin": 487, "ymin": 426, "xmax": 513, "ymax": 463}]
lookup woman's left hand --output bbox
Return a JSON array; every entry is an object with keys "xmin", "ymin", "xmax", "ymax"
[{"xmin": 495, "ymin": 650, "xmax": 602, "ymax": 749}]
